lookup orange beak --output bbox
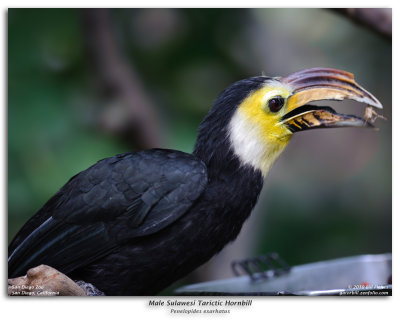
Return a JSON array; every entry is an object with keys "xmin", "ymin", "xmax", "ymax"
[{"xmin": 279, "ymin": 68, "xmax": 383, "ymax": 132}]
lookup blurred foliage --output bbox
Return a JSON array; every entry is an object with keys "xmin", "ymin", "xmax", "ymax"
[{"xmin": 8, "ymin": 8, "xmax": 391, "ymax": 291}]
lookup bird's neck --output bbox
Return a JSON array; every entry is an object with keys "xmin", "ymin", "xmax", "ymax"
[
  {"xmin": 193, "ymin": 128, "xmax": 264, "ymax": 199},
  {"xmin": 192, "ymin": 104, "xmax": 267, "ymax": 249},
  {"xmin": 193, "ymin": 131, "xmax": 264, "ymax": 247}
]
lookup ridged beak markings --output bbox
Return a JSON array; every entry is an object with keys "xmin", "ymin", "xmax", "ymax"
[{"xmin": 279, "ymin": 68, "xmax": 383, "ymax": 132}]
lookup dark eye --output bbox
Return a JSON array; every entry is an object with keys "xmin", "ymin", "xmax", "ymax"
[{"xmin": 268, "ymin": 96, "xmax": 285, "ymax": 112}]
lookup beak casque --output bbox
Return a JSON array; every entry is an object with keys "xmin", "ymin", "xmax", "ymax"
[{"xmin": 279, "ymin": 68, "xmax": 383, "ymax": 132}]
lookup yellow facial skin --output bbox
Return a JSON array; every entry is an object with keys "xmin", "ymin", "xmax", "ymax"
[
  {"xmin": 229, "ymin": 81, "xmax": 295, "ymax": 177},
  {"xmin": 237, "ymin": 81, "xmax": 294, "ymax": 148},
  {"xmin": 229, "ymin": 71, "xmax": 382, "ymax": 177}
]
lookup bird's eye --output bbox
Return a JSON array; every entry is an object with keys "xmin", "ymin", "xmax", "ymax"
[{"xmin": 268, "ymin": 96, "xmax": 285, "ymax": 112}]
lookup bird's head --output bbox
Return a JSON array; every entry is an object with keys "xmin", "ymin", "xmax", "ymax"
[{"xmin": 194, "ymin": 68, "xmax": 383, "ymax": 177}]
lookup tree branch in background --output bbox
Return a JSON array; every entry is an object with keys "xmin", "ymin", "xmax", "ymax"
[
  {"xmin": 332, "ymin": 8, "xmax": 392, "ymax": 40},
  {"xmin": 81, "ymin": 8, "xmax": 163, "ymax": 150}
]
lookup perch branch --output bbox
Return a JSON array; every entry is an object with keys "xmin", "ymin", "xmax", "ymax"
[{"xmin": 8, "ymin": 265, "xmax": 87, "ymax": 296}]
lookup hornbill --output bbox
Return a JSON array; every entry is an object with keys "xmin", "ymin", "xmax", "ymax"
[{"xmin": 8, "ymin": 68, "xmax": 383, "ymax": 295}]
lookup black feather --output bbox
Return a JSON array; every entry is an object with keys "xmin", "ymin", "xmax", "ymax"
[
  {"xmin": 9, "ymin": 149, "xmax": 207, "ymax": 278},
  {"xmin": 8, "ymin": 78, "xmax": 268, "ymax": 295}
]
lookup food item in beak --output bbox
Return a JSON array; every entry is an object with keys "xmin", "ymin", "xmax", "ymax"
[{"xmin": 363, "ymin": 106, "xmax": 387, "ymax": 124}]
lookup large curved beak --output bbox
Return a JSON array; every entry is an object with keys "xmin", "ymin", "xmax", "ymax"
[{"xmin": 279, "ymin": 68, "xmax": 383, "ymax": 132}]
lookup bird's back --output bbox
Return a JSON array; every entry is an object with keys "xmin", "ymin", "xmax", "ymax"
[{"xmin": 8, "ymin": 149, "xmax": 208, "ymax": 282}]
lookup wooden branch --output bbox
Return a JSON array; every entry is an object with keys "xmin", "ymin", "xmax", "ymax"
[
  {"xmin": 332, "ymin": 8, "xmax": 392, "ymax": 39},
  {"xmin": 81, "ymin": 8, "xmax": 163, "ymax": 150},
  {"xmin": 8, "ymin": 265, "xmax": 106, "ymax": 296},
  {"xmin": 8, "ymin": 265, "xmax": 87, "ymax": 296}
]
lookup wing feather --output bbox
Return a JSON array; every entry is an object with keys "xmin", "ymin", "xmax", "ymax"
[{"xmin": 8, "ymin": 149, "xmax": 207, "ymax": 278}]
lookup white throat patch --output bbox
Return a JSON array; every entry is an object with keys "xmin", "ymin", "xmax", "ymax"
[{"xmin": 228, "ymin": 109, "xmax": 287, "ymax": 177}]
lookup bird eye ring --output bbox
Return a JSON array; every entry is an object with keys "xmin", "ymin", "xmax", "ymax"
[{"xmin": 268, "ymin": 96, "xmax": 285, "ymax": 112}]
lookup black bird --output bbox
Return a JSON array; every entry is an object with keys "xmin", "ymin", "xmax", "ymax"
[{"xmin": 8, "ymin": 68, "xmax": 382, "ymax": 295}]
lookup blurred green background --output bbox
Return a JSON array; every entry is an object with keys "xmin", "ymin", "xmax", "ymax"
[{"xmin": 8, "ymin": 8, "xmax": 391, "ymax": 293}]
